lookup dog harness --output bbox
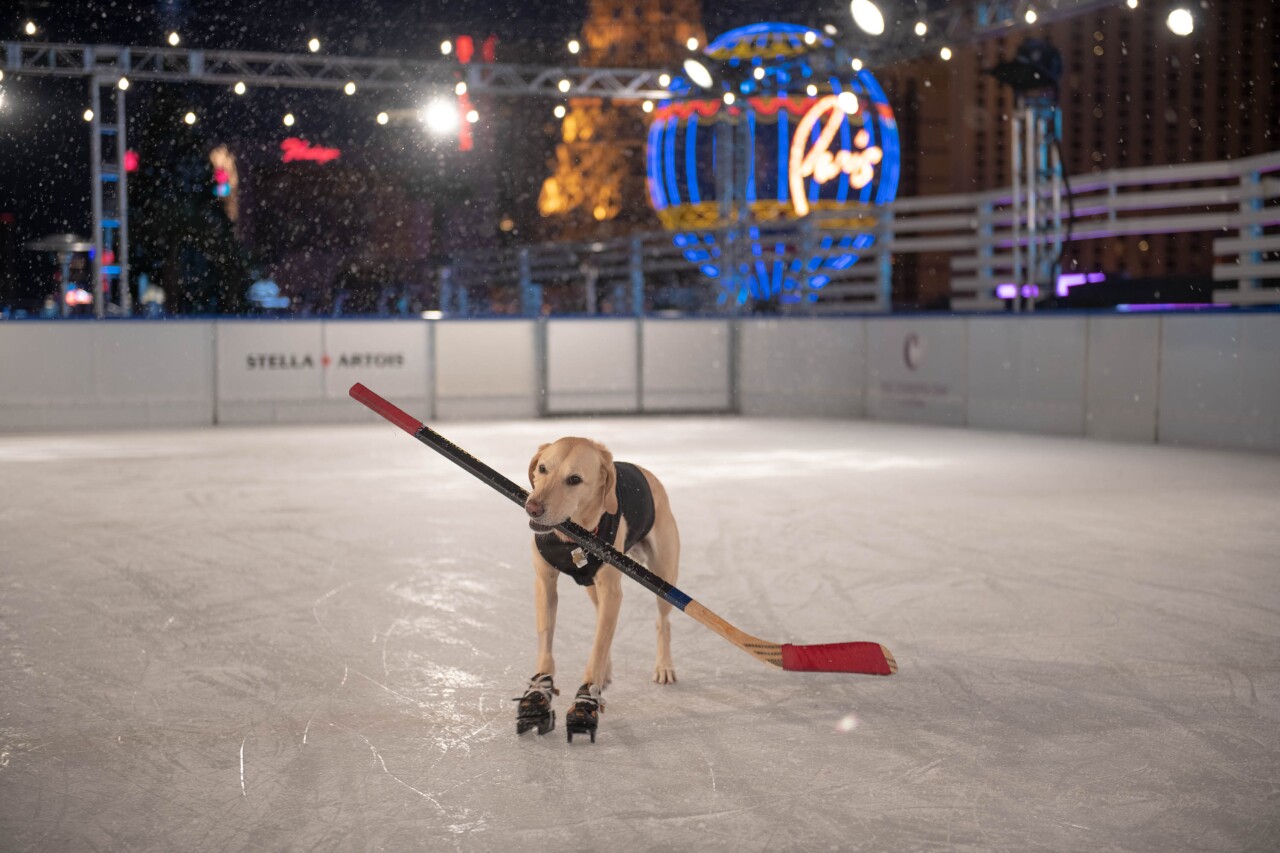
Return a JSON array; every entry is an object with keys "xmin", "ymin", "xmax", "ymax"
[{"xmin": 535, "ymin": 461, "xmax": 655, "ymax": 587}]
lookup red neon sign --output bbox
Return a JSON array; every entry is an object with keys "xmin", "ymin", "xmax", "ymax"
[{"xmin": 280, "ymin": 137, "xmax": 341, "ymax": 164}]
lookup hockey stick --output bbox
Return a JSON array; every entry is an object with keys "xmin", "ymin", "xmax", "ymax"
[{"xmin": 349, "ymin": 383, "xmax": 896, "ymax": 676}]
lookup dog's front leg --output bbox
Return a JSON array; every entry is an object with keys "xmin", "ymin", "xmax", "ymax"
[
  {"xmin": 533, "ymin": 555, "xmax": 559, "ymax": 676},
  {"xmin": 583, "ymin": 567, "xmax": 622, "ymax": 689}
]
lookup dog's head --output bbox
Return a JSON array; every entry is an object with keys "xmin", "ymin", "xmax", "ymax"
[{"xmin": 524, "ymin": 437, "xmax": 618, "ymax": 535}]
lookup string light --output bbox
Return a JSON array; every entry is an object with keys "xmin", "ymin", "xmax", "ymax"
[
  {"xmin": 83, "ymin": 108, "xmax": 94, "ymax": 122},
  {"xmin": 804, "ymin": 31, "xmax": 817, "ymax": 45},
  {"xmin": 167, "ymin": 31, "xmax": 180, "ymax": 46},
  {"xmin": 851, "ymin": 57, "xmax": 863, "ymax": 71},
  {"xmin": 376, "ymin": 112, "xmax": 389, "ymax": 125},
  {"xmin": 914, "ymin": 21, "xmax": 928, "ymax": 36},
  {"xmin": 455, "ymin": 82, "xmax": 467, "ymax": 96},
  {"xmin": 344, "ymin": 81, "xmax": 356, "ymax": 95},
  {"xmin": 642, "ymin": 100, "xmax": 654, "ymax": 112},
  {"xmin": 465, "ymin": 109, "xmax": 479, "ymax": 123},
  {"xmin": 24, "ymin": 21, "xmax": 37, "ymax": 36},
  {"xmin": 567, "ymin": 39, "xmax": 580, "ymax": 54},
  {"xmin": 440, "ymin": 40, "xmax": 452, "ymax": 56},
  {"xmin": 183, "ymin": 111, "xmax": 196, "ymax": 125},
  {"xmin": 658, "ymin": 73, "xmax": 671, "ymax": 87},
  {"xmin": 686, "ymin": 37, "xmax": 699, "ymax": 50},
  {"xmin": 307, "ymin": 37, "xmax": 321, "ymax": 53},
  {"xmin": 558, "ymin": 79, "xmax": 571, "ymax": 93},
  {"xmin": 553, "ymin": 104, "xmax": 566, "ymax": 119},
  {"xmin": 940, "ymin": 46, "xmax": 953, "ymax": 60},
  {"xmin": 117, "ymin": 77, "xmax": 130, "ymax": 91},
  {"xmin": 722, "ymin": 92, "xmax": 735, "ymax": 105},
  {"xmin": 1025, "ymin": 8, "xmax": 1038, "ymax": 24},
  {"xmin": 283, "ymin": 112, "xmax": 295, "ymax": 126},
  {"xmin": 233, "ymin": 81, "xmax": 246, "ymax": 95},
  {"xmin": 806, "ymin": 83, "xmax": 818, "ymax": 97},
  {"xmin": 753, "ymin": 67, "xmax": 765, "ymax": 80}
]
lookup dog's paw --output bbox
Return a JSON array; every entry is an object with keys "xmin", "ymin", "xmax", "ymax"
[{"xmin": 653, "ymin": 665, "xmax": 677, "ymax": 685}]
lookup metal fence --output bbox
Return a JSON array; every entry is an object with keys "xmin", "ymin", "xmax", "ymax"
[{"xmin": 449, "ymin": 148, "xmax": 1280, "ymax": 314}]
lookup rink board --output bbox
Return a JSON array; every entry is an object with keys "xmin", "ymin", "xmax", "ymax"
[{"xmin": 1, "ymin": 312, "xmax": 1277, "ymax": 452}]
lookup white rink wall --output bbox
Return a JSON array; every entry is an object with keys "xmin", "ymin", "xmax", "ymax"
[{"xmin": 1, "ymin": 313, "xmax": 1277, "ymax": 452}]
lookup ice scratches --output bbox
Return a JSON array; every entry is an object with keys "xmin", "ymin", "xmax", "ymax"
[
  {"xmin": 311, "ymin": 582, "xmax": 354, "ymax": 639},
  {"xmin": 640, "ymin": 448, "xmax": 947, "ymax": 486},
  {"xmin": 239, "ymin": 733, "xmax": 248, "ymax": 797}
]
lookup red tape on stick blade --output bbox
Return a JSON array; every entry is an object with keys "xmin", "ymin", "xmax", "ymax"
[
  {"xmin": 781, "ymin": 642, "xmax": 895, "ymax": 675},
  {"xmin": 349, "ymin": 383, "xmax": 423, "ymax": 436}
]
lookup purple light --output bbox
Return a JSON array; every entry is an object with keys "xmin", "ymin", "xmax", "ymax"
[
  {"xmin": 1021, "ymin": 284, "xmax": 1040, "ymax": 298},
  {"xmin": 1056, "ymin": 271, "xmax": 1106, "ymax": 296},
  {"xmin": 995, "ymin": 283, "xmax": 1018, "ymax": 299}
]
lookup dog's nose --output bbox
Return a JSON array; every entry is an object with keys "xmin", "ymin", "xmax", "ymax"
[{"xmin": 525, "ymin": 499, "xmax": 544, "ymax": 518}]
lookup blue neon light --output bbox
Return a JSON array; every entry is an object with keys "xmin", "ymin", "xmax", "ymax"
[
  {"xmin": 664, "ymin": 116, "xmax": 681, "ymax": 206},
  {"xmin": 686, "ymin": 114, "xmax": 701, "ymax": 205}
]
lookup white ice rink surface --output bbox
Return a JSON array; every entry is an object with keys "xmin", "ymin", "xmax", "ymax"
[{"xmin": 2, "ymin": 417, "xmax": 1278, "ymax": 851}]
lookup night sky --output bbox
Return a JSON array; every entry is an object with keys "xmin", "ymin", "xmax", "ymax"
[{"xmin": 0, "ymin": 0, "xmax": 853, "ymax": 255}]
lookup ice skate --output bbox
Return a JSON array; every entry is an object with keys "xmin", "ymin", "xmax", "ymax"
[
  {"xmin": 565, "ymin": 682, "xmax": 604, "ymax": 743},
  {"xmin": 514, "ymin": 673, "xmax": 558, "ymax": 735}
]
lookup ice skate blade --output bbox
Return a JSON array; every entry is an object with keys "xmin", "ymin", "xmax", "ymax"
[
  {"xmin": 566, "ymin": 725, "xmax": 596, "ymax": 744},
  {"xmin": 516, "ymin": 710, "xmax": 555, "ymax": 736}
]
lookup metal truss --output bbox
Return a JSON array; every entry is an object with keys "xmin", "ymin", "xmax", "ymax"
[{"xmin": 1, "ymin": 41, "xmax": 667, "ymax": 99}]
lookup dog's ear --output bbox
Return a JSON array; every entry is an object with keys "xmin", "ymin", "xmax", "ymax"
[
  {"xmin": 528, "ymin": 443, "xmax": 550, "ymax": 487},
  {"xmin": 597, "ymin": 445, "xmax": 618, "ymax": 515}
]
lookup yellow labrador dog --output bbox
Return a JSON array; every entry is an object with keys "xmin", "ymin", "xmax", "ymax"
[{"xmin": 515, "ymin": 437, "xmax": 679, "ymax": 741}]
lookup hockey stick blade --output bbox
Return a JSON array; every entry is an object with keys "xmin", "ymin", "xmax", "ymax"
[{"xmin": 350, "ymin": 383, "xmax": 897, "ymax": 676}]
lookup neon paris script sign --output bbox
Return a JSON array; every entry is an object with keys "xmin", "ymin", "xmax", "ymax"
[
  {"xmin": 788, "ymin": 95, "xmax": 884, "ymax": 217},
  {"xmin": 280, "ymin": 137, "xmax": 342, "ymax": 164}
]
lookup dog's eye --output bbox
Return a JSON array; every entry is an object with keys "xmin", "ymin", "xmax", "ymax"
[
  {"xmin": 566, "ymin": 475, "xmax": 582, "ymax": 486},
  {"xmin": 537, "ymin": 464, "xmax": 546, "ymax": 475}
]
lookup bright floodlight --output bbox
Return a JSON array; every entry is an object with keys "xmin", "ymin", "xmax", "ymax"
[
  {"xmin": 914, "ymin": 21, "xmax": 928, "ymax": 36},
  {"xmin": 850, "ymin": 0, "xmax": 885, "ymax": 36},
  {"xmin": 440, "ymin": 40, "xmax": 452, "ymax": 55},
  {"xmin": 804, "ymin": 31, "xmax": 817, "ymax": 45},
  {"xmin": 421, "ymin": 98, "xmax": 458, "ymax": 134},
  {"xmin": 465, "ymin": 109, "xmax": 479, "ymax": 123},
  {"xmin": 686, "ymin": 37, "xmax": 699, "ymax": 50},
  {"xmin": 557, "ymin": 79, "xmax": 571, "ymax": 93},
  {"xmin": 455, "ymin": 81, "xmax": 467, "ymax": 96},
  {"xmin": 806, "ymin": 83, "xmax": 818, "ymax": 97},
  {"xmin": 683, "ymin": 57, "xmax": 714, "ymax": 90},
  {"xmin": 234, "ymin": 81, "xmax": 246, "ymax": 95},
  {"xmin": 24, "ymin": 21, "xmax": 37, "ymax": 36},
  {"xmin": 568, "ymin": 39, "xmax": 580, "ymax": 54},
  {"xmin": 722, "ymin": 92, "xmax": 735, "ymax": 105},
  {"xmin": 1167, "ymin": 8, "xmax": 1194, "ymax": 36},
  {"xmin": 308, "ymin": 37, "xmax": 321, "ymax": 53},
  {"xmin": 553, "ymin": 104, "xmax": 566, "ymax": 119},
  {"xmin": 851, "ymin": 57, "xmax": 863, "ymax": 71},
  {"xmin": 183, "ymin": 111, "xmax": 196, "ymax": 125},
  {"xmin": 83, "ymin": 108, "xmax": 94, "ymax": 122},
  {"xmin": 1025, "ymin": 9, "xmax": 1038, "ymax": 24},
  {"xmin": 1126, "ymin": 0, "xmax": 1138, "ymax": 7},
  {"xmin": 642, "ymin": 100, "xmax": 654, "ymax": 113},
  {"xmin": 167, "ymin": 31, "xmax": 180, "ymax": 46},
  {"xmin": 836, "ymin": 91, "xmax": 859, "ymax": 114},
  {"xmin": 117, "ymin": 77, "xmax": 130, "ymax": 91},
  {"xmin": 940, "ymin": 46, "xmax": 953, "ymax": 60},
  {"xmin": 283, "ymin": 112, "xmax": 295, "ymax": 127},
  {"xmin": 344, "ymin": 81, "xmax": 357, "ymax": 95},
  {"xmin": 376, "ymin": 111, "xmax": 389, "ymax": 125},
  {"xmin": 753, "ymin": 67, "xmax": 765, "ymax": 80},
  {"xmin": 658, "ymin": 73, "xmax": 671, "ymax": 87}
]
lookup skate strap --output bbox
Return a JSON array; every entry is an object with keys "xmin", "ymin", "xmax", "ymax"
[
  {"xmin": 574, "ymin": 683, "xmax": 605, "ymax": 712},
  {"xmin": 512, "ymin": 673, "xmax": 559, "ymax": 702}
]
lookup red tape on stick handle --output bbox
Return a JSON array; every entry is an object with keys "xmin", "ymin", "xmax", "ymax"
[
  {"xmin": 350, "ymin": 383, "xmax": 423, "ymax": 436},
  {"xmin": 781, "ymin": 642, "xmax": 895, "ymax": 675}
]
